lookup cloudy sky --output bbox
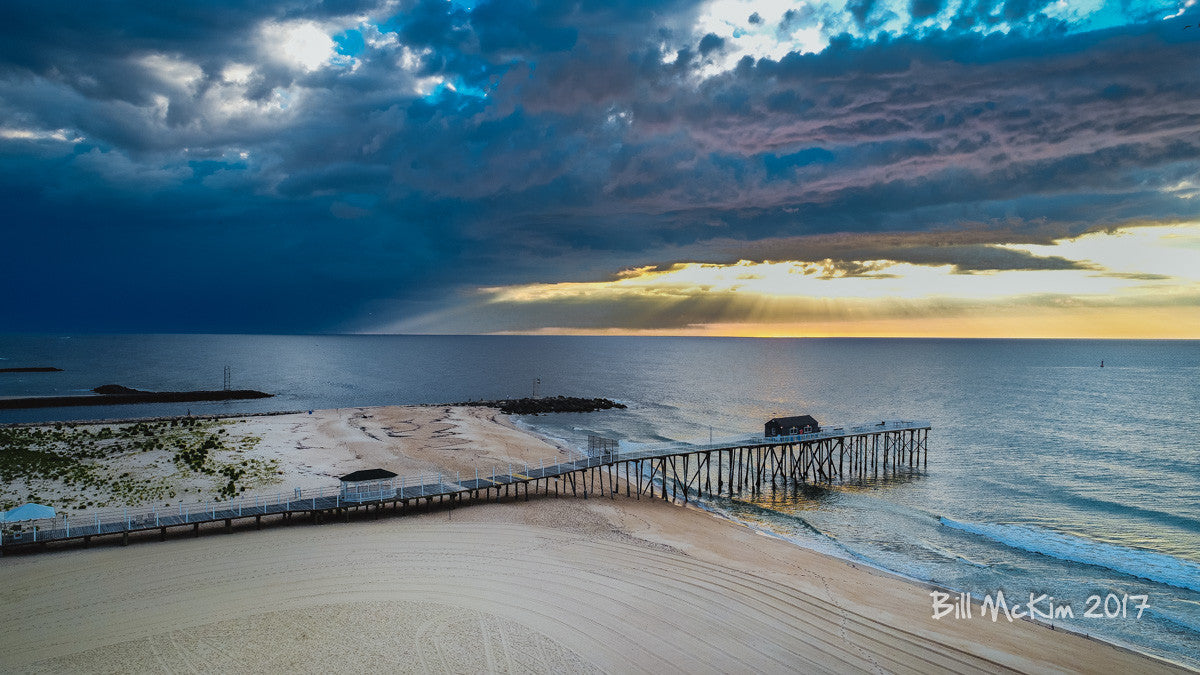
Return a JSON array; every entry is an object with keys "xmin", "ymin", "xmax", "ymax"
[{"xmin": 2, "ymin": 0, "xmax": 1198, "ymax": 337}]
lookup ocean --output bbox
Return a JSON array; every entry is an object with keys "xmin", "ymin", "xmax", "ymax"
[{"xmin": 1, "ymin": 334, "xmax": 1197, "ymax": 667}]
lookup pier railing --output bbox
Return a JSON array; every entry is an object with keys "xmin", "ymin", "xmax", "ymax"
[
  {"xmin": 587, "ymin": 419, "xmax": 930, "ymax": 460},
  {"xmin": 1, "ymin": 420, "xmax": 930, "ymax": 549}
]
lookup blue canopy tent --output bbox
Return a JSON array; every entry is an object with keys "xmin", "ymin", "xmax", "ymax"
[
  {"xmin": 0, "ymin": 503, "xmax": 56, "ymax": 523},
  {"xmin": 1, "ymin": 503, "xmax": 58, "ymax": 547}
]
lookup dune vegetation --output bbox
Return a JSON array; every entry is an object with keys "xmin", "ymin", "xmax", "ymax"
[{"xmin": 0, "ymin": 417, "xmax": 280, "ymax": 512}]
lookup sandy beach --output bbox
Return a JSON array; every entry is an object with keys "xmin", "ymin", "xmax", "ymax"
[
  {"xmin": 0, "ymin": 405, "xmax": 570, "ymax": 512},
  {"xmin": 0, "ymin": 406, "xmax": 1190, "ymax": 673}
]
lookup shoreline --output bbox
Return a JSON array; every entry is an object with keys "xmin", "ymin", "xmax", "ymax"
[
  {"xmin": 0, "ymin": 404, "xmax": 1192, "ymax": 672},
  {"xmin": 604, "ymin": 458, "xmax": 1194, "ymax": 672},
  {"xmin": 689, "ymin": 498, "xmax": 1190, "ymax": 671}
]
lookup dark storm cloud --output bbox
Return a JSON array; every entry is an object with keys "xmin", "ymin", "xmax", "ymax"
[
  {"xmin": 1, "ymin": 1, "xmax": 1198, "ymax": 332},
  {"xmin": 600, "ymin": 24, "xmax": 1200, "ymax": 246},
  {"xmin": 0, "ymin": 2, "xmax": 366, "ymax": 105},
  {"xmin": 846, "ymin": 0, "xmax": 880, "ymax": 28},
  {"xmin": 718, "ymin": 227, "xmax": 1100, "ymax": 273},
  {"xmin": 910, "ymin": 0, "xmax": 943, "ymax": 20},
  {"xmin": 698, "ymin": 33, "xmax": 726, "ymax": 55},
  {"xmin": 947, "ymin": 0, "xmax": 1067, "ymax": 33}
]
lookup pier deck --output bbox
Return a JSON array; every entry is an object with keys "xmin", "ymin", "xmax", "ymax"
[{"xmin": 1, "ymin": 420, "xmax": 929, "ymax": 552}]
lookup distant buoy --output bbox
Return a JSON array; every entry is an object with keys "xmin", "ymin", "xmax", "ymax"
[{"xmin": 1100, "ymin": 360, "xmax": 1104, "ymax": 368}]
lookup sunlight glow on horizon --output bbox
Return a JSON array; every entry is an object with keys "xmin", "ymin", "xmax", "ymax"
[
  {"xmin": 499, "ymin": 307, "xmax": 1200, "ymax": 339},
  {"xmin": 466, "ymin": 223, "xmax": 1200, "ymax": 339}
]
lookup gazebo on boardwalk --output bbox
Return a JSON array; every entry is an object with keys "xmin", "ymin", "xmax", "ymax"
[
  {"xmin": 339, "ymin": 468, "xmax": 398, "ymax": 503},
  {"xmin": 765, "ymin": 415, "xmax": 820, "ymax": 437}
]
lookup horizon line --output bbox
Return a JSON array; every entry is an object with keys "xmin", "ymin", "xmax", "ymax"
[{"xmin": 2, "ymin": 330, "xmax": 1198, "ymax": 341}]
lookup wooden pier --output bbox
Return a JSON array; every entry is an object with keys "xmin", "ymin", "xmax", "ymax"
[{"xmin": 1, "ymin": 420, "xmax": 930, "ymax": 553}]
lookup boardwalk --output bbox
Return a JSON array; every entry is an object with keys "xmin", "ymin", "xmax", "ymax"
[{"xmin": 1, "ymin": 420, "xmax": 929, "ymax": 552}]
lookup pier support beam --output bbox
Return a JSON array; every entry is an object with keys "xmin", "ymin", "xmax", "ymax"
[{"xmin": 11, "ymin": 424, "xmax": 930, "ymax": 554}]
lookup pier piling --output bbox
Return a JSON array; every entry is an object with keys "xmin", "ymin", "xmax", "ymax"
[{"xmin": 2, "ymin": 421, "xmax": 928, "ymax": 553}]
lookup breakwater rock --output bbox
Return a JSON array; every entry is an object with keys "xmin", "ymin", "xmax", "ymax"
[
  {"xmin": 451, "ymin": 396, "xmax": 626, "ymax": 415},
  {"xmin": 0, "ymin": 385, "xmax": 272, "ymax": 410}
]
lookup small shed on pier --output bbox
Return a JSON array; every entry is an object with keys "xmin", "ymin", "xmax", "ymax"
[
  {"xmin": 765, "ymin": 415, "xmax": 819, "ymax": 437},
  {"xmin": 339, "ymin": 468, "xmax": 398, "ymax": 502}
]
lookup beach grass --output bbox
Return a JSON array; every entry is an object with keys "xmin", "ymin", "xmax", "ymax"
[{"xmin": 0, "ymin": 418, "xmax": 279, "ymax": 511}]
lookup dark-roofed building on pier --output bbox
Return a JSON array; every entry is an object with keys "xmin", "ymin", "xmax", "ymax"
[
  {"xmin": 339, "ymin": 468, "xmax": 398, "ymax": 503},
  {"xmin": 765, "ymin": 415, "xmax": 820, "ymax": 438}
]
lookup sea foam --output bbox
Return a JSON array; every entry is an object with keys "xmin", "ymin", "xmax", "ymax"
[{"xmin": 941, "ymin": 518, "xmax": 1200, "ymax": 593}]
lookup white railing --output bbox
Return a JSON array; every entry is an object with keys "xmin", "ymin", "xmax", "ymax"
[
  {"xmin": 574, "ymin": 420, "xmax": 930, "ymax": 462},
  {"xmin": 0, "ymin": 420, "xmax": 929, "ymax": 547}
]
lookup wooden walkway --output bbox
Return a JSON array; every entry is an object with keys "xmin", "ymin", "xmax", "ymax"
[{"xmin": 1, "ymin": 420, "xmax": 930, "ymax": 553}]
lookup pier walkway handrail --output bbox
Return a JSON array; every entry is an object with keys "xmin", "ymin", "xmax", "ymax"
[
  {"xmin": 604, "ymin": 419, "xmax": 930, "ymax": 459},
  {"xmin": 1, "ymin": 420, "xmax": 930, "ymax": 549}
]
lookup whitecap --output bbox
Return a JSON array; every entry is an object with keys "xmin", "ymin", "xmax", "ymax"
[{"xmin": 941, "ymin": 518, "xmax": 1200, "ymax": 593}]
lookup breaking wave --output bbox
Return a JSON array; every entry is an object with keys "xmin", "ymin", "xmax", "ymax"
[{"xmin": 941, "ymin": 518, "xmax": 1200, "ymax": 593}]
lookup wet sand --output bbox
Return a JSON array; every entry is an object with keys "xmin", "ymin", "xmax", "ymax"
[{"xmin": 0, "ymin": 406, "xmax": 1189, "ymax": 673}]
